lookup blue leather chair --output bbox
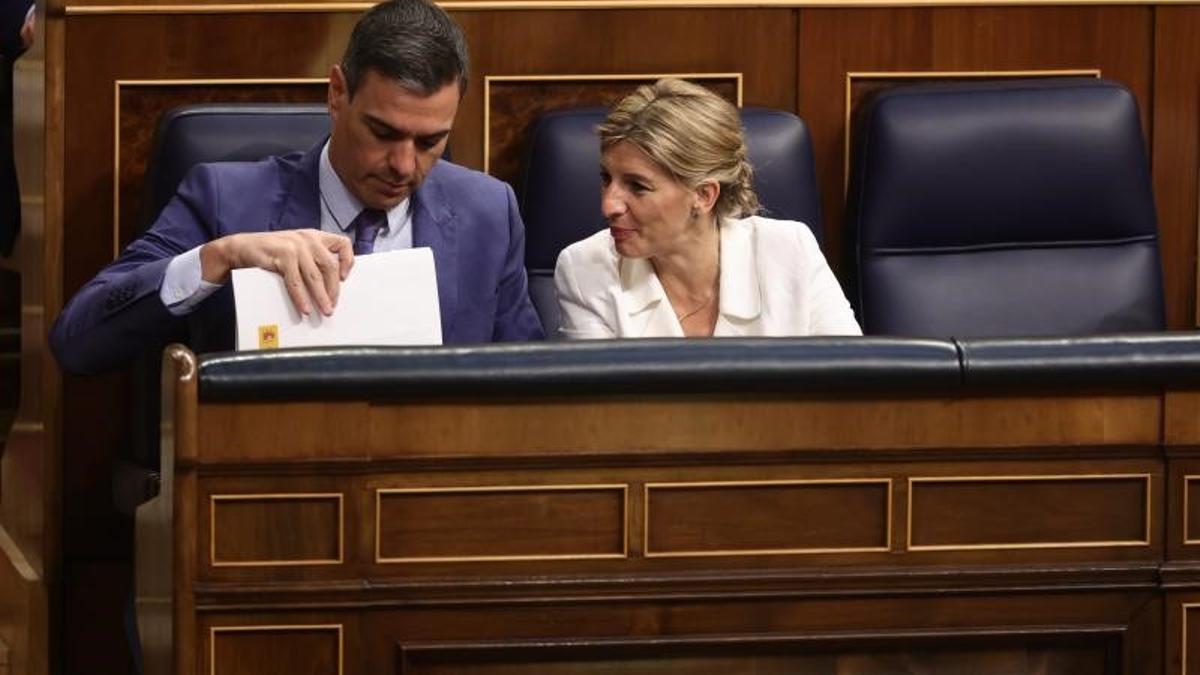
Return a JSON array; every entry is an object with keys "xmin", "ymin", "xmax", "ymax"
[
  {"xmin": 847, "ymin": 78, "xmax": 1165, "ymax": 337},
  {"xmin": 519, "ymin": 106, "xmax": 824, "ymax": 337},
  {"xmin": 141, "ymin": 103, "xmax": 331, "ymax": 225}
]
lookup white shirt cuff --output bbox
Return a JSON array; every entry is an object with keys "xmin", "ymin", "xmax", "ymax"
[{"xmin": 160, "ymin": 246, "xmax": 222, "ymax": 316}]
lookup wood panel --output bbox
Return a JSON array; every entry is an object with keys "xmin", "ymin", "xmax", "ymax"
[
  {"xmin": 485, "ymin": 75, "xmax": 739, "ymax": 187},
  {"xmin": 908, "ymin": 475, "xmax": 1151, "ymax": 550},
  {"xmin": 644, "ymin": 480, "xmax": 890, "ymax": 556},
  {"xmin": 116, "ymin": 82, "xmax": 326, "ymax": 254},
  {"xmin": 209, "ymin": 493, "xmax": 342, "ymax": 566},
  {"xmin": 209, "ymin": 625, "xmax": 342, "ymax": 675},
  {"xmin": 375, "ymin": 485, "xmax": 626, "ymax": 562},
  {"xmin": 1153, "ymin": 6, "xmax": 1200, "ymax": 328}
]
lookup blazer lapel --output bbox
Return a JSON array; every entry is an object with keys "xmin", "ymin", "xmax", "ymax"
[
  {"xmin": 614, "ymin": 256, "xmax": 681, "ymax": 337},
  {"xmin": 271, "ymin": 139, "xmax": 324, "ymax": 232},
  {"xmin": 714, "ymin": 219, "xmax": 763, "ymax": 336},
  {"xmin": 412, "ymin": 164, "xmax": 458, "ymax": 340}
]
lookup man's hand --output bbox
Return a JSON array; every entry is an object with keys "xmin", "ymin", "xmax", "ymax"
[{"xmin": 199, "ymin": 230, "xmax": 354, "ymax": 316}]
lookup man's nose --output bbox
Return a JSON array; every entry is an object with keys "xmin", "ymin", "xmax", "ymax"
[{"xmin": 387, "ymin": 140, "xmax": 417, "ymax": 178}]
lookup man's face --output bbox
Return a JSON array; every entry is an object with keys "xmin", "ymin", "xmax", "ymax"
[{"xmin": 327, "ymin": 65, "xmax": 459, "ymax": 210}]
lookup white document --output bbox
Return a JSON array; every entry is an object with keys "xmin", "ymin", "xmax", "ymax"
[{"xmin": 232, "ymin": 247, "xmax": 442, "ymax": 350}]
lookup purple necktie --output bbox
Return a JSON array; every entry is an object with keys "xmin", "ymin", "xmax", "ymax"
[{"xmin": 350, "ymin": 208, "xmax": 386, "ymax": 255}]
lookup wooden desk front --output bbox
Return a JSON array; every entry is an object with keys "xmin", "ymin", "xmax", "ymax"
[{"xmin": 138, "ymin": 345, "xmax": 1200, "ymax": 675}]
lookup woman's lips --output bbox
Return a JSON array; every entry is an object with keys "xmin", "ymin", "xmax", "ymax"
[{"xmin": 610, "ymin": 226, "xmax": 634, "ymax": 241}]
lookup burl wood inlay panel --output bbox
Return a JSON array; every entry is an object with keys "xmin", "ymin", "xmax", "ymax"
[
  {"xmin": 485, "ymin": 75, "xmax": 739, "ymax": 187},
  {"xmin": 644, "ymin": 480, "xmax": 890, "ymax": 557},
  {"xmin": 909, "ymin": 476, "xmax": 1150, "ymax": 551},
  {"xmin": 116, "ymin": 81, "xmax": 327, "ymax": 256},
  {"xmin": 210, "ymin": 494, "xmax": 342, "ymax": 566},
  {"xmin": 209, "ymin": 625, "xmax": 341, "ymax": 675},
  {"xmin": 376, "ymin": 485, "xmax": 626, "ymax": 562}
]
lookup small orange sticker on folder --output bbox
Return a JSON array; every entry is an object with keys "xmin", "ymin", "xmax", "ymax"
[{"xmin": 257, "ymin": 324, "xmax": 279, "ymax": 349}]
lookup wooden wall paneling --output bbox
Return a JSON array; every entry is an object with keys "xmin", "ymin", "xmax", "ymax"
[
  {"xmin": 483, "ymin": 74, "xmax": 740, "ymax": 188},
  {"xmin": 115, "ymin": 81, "xmax": 327, "ymax": 255},
  {"xmin": 797, "ymin": 6, "xmax": 1154, "ymax": 285},
  {"xmin": 451, "ymin": 8, "xmax": 797, "ymax": 170},
  {"xmin": 1152, "ymin": 6, "xmax": 1200, "ymax": 328}
]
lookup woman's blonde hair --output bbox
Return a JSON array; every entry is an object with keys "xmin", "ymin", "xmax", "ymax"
[{"xmin": 597, "ymin": 78, "xmax": 759, "ymax": 221}]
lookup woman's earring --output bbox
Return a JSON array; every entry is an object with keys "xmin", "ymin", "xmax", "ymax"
[{"xmin": 690, "ymin": 205, "xmax": 699, "ymax": 220}]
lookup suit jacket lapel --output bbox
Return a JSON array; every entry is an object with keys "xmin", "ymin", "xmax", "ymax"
[
  {"xmin": 271, "ymin": 139, "xmax": 324, "ymax": 232},
  {"xmin": 614, "ymin": 256, "xmax": 681, "ymax": 337},
  {"xmin": 412, "ymin": 163, "xmax": 458, "ymax": 340}
]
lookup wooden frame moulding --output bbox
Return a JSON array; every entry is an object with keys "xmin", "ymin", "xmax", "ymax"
[
  {"xmin": 111, "ymin": 78, "xmax": 328, "ymax": 261},
  {"xmin": 208, "ymin": 492, "xmax": 345, "ymax": 568},
  {"xmin": 62, "ymin": 1, "xmax": 1200, "ymax": 16},
  {"xmin": 482, "ymin": 72, "xmax": 742, "ymax": 174},
  {"xmin": 643, "ymin": 478, "xmax": 893, "ymax": 558},
  {"xmin": 374, "ymin": 483, "xmax": 629, "ymax": 563},
  {"xmin": 905, "ymin": 473, "xmax": 1154, "ymax": 552},
  {"xmin": 208, "ymin": 624, "xmax": 344, "ymax": 675}
]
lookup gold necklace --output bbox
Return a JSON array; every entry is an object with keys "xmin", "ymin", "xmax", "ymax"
[{"xmin": 675, "ymin": 293, "xmax": 714, "ymax": 322}]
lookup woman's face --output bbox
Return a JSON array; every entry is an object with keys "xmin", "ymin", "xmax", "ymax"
[{"xmin": 600, "ymin": 141, "xmax": 704, "ymax": 259}]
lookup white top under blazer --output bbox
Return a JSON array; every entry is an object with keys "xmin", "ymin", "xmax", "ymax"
[{"xmin": 554, "ymin": 215, "xmax": 863, "ymax": 339}]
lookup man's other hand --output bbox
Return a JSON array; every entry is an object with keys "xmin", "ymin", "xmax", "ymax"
[{"xmin": 199, "ymin": 230, "xmax": 354, "ymax": 316}]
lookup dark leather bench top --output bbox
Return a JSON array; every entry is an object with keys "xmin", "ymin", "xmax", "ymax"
[
  {"xmin": 959, "ymin": 332, "xmax": 1200, "ymax": 388},
  {"xmin": 195, "ymin": 333, "xmax": 1200, "ymax": 402},
  {"xmin": 196, "ymin": 337, "xmax": 961, "ymax": 401}
]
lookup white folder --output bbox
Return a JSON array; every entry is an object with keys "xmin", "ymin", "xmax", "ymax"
[{"xmin": 232, "ymin": 247, "xmax": 442, "ymax": 350}]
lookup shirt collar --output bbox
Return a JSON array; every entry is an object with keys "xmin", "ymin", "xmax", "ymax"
[
  {"xmin": 318, "ymin": 139, "xmax": 410, "ymax": 234},
  {"xmin": 617, "ymin": 217, "xmax": 762, "ymax": 320}
]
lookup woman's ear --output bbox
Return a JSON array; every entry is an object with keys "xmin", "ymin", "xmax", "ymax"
[{"xmin": 694, "ymin": 180, "xmax": 720, "ymax": 216}]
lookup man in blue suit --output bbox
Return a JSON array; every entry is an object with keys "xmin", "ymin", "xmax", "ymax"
[{"xmin": 51, "ymin": 0, "xmax": 544, "ymax": 374}]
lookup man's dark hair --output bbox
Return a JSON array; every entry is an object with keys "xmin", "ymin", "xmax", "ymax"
[{"xmin": 341, "ymin": 0, "xmax": 469, "ymax": 98}]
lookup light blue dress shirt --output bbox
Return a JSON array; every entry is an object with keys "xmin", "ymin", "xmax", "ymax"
[{"xmin": 159, "ymin": 139, "xmax": 413, "ymax": 315}]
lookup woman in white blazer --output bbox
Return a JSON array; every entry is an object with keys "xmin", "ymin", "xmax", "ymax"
[{"xmin": 554, "ymin": 78, "xmax": 861, "ymax": 339}]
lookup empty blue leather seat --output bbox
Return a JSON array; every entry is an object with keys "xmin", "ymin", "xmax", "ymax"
[
  {"xmin": 847, "ymin": 78, "xmax": 1165, "ymax": 337},
  {"xmin": 142, "ymin": 103, "xmax": 331, "ymax": 226},
  {"xmin": 519, "ymin": 106, "xmax": 824, "ymax": 336}
]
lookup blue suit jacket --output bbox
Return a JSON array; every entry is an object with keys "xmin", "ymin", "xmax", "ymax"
[{"xmin": 51, "ymin": 143, "xmax": 544, "ymax": 374}]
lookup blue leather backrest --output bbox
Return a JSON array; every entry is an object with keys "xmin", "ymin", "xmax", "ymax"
[
  {"xmin": 520, "ymin": 105, "xmax": 824, "ymax": 335},
  {"xmin": 141, "ymin": 103, "xmax": 332, "ymax": 229},
  {"xmin": 848, "ymin": 78, "xmax": 1165, "ymax": 337}
]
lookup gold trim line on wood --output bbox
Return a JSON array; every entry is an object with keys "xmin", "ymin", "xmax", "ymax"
[
  {"xmin": 111, "ymin": 77, "xmax": 329, "ymax": 261},
  {"xmin": 65, "ymin": 0, "xmax": 1200, "ymax": 15},
  {"xmin": 208, "ymin": 493, "xmax": 344, "ymax": 568},
  {"xmin": 1183, "ymin": 602, "xmax": 1200, "ymax": 675},
  {"xmin": 643, "ymin": 478, "xmax": 893, "ymax": 559},
  {"xmin": 482, "ymin": 72, "xmax": 742, "ymax": 175},
  {"xmin": 842, "ymin": 69, "xmax": 1101, "ymax": 196},
  {"xmin": 1183, "ymin": 475, "xmax": 1200, "ymax": 545},
  {"xmin": 906, "ymin": 473, "xmax": 1153, "ymax": 552},
  {"xmin": 209, "ymin": 624, "xmax": 343, "ymax": 675},
  {"xmin": 374, "ymin": 483, "xmax": 629, "ymax": 564}
]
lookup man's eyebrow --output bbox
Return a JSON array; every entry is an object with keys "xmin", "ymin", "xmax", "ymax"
[{"xmin": 363, "ymin": 113, "xmax": 451, "ymax": 140}]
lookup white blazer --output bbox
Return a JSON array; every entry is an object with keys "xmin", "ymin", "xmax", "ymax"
[{"xmin": 554, "ymin": 215, "xmax": 862, "ymax": 339}]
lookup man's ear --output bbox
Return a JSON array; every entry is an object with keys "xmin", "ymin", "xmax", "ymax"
[
  {"xmin": 328, "ymin": 64, "xmax": 347, "ymax": 120},
  {"xmin": 694, "ymin": 180, "xmax": 720, "ymax": 216}
]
